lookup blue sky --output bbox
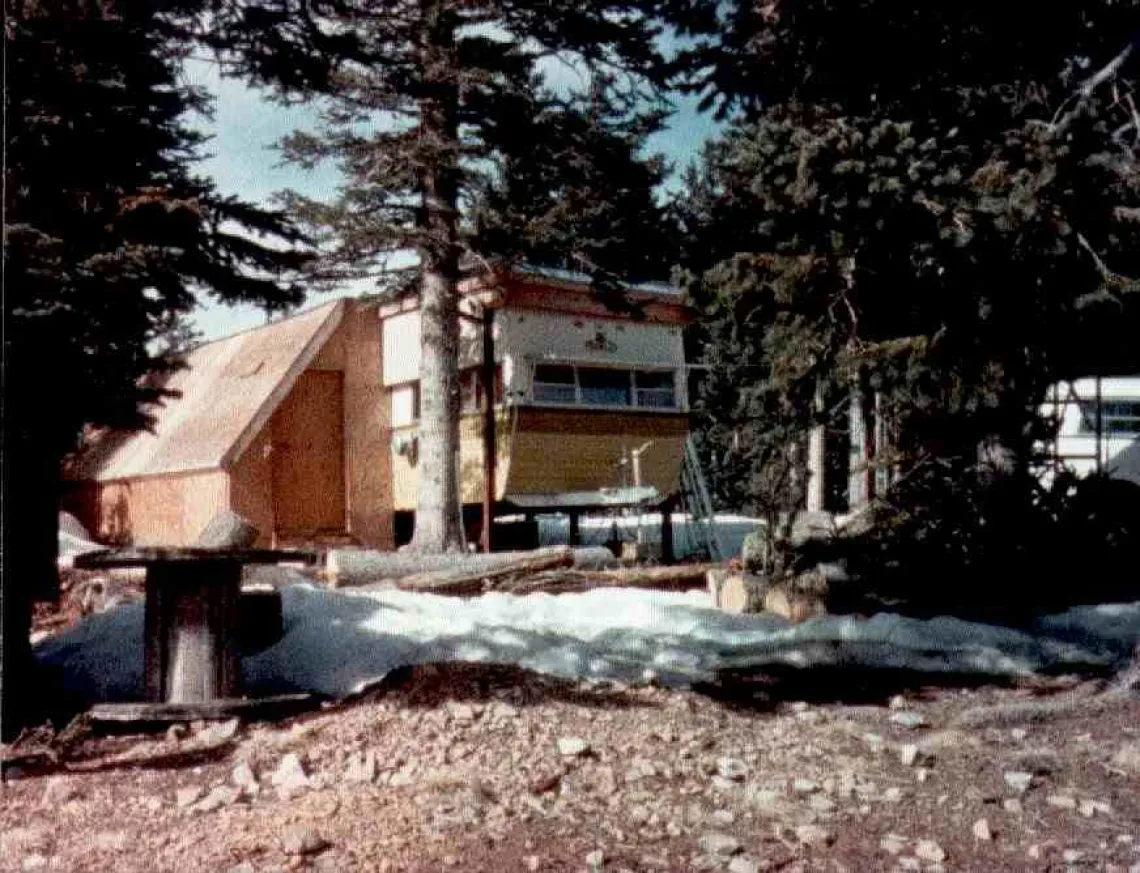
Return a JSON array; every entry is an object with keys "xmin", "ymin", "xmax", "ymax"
[{"xmin": 184, "ymin": 60, "xmax": 722, "ymax": 340}]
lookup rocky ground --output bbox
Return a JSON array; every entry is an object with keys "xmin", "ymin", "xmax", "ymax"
[{"xmin": 3, "ymin": 660, "xmax": 1140, "ymax": 873}]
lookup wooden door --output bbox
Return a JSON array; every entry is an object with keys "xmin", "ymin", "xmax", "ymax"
[{"xmin": 271, "ymin": 370, "xmax": 346, "ymax": 536}]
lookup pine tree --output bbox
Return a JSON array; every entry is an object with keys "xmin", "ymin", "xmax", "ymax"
[
  {"xmin": 2, "ymin": 0, "xmax": 309, "ymax": 738},
  {"xmin": 207, "ymin": 0, "xmax": 682, "ymax": 552},
  {"xmin": 674, "ymin": 0, "xmax": 1140, "ymax": 608}
]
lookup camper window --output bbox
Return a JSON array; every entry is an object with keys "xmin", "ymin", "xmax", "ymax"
[
  {"xmin": 633, "ymin": 370, "xmax": 676, "ymax": 408},
  {"xmin": 533, "ymin": 365, "xmax": 577, "ymax": 404},
  {"xmin": 1079, "ymin": 400, "xmax": 1140, "ymax": 435},
  {"xmin": 579, "ymin": 367, "xmax": 632, "ymax": 406}
]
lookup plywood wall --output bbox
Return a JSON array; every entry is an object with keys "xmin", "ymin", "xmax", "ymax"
[
  {"xmin": 342, "ymin": 302, "xmax": 393, "ymax": 548},
  {"xmin": 229, "ymin": 431, "xmax": 275, "ymax": 546},
  {"xmin": 92, "ymin": 471, "xmax": 230, "ymax": 546}
]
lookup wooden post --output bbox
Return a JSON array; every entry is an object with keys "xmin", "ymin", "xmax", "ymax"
[
  {"xmin": 481, "ymin": 307, "xmax": 497, "ymax": 553},
  {"xmin": 145, "ymin": 561, "xmax": 242, "ymax": 703}
]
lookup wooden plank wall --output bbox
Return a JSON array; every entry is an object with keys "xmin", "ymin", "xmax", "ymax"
[{"xmin": 93, "ymin": 471, "xmax": 230, "ymax": 546}]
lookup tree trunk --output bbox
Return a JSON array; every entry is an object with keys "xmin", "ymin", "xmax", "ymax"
[
  {"xmin": 1, "ymin": 434, "xmax": 58, "ymax": 740},
  {"xmin": 411, "ymin": 0, "xmax": 463, "ymax": 553}
]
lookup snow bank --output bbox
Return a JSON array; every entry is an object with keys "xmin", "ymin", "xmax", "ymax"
[{"xmin": 35, "ymin": 573, "xmax": 1140, "ymax": 703}]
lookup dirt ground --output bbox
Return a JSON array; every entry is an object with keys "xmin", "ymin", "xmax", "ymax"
[{"xmin": 3, "ymin": 655, "xmax": 1140, "ymax": 873}]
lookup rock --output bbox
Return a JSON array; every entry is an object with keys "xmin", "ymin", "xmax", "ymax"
[
  {"xmin": 879, "ymin": 835, "xmax": 907, "ymax": 855},
  {"xmin": 232, "ymin": 761, "xmax": 260, "ymax": 796},
  {"xmin": 1002, "ymin": 798, "xmax": 1023, "ymax": 814},
  {"xmin": 191, "ymin": 785, "xmax": 241, "ymax": 813},
  {"xmin": 280, "ymin": 826, "xmax": 329, "ymax": 857},
  {"xmin": 914, "ymin": 839, "xmax": 946, "ymax": 863},
  {"xmin": 558, "ymin": 737, "xmax": 590, "ymax": 758},
  {"xmin": 727, "ymin": 858, "xmax": 761, "ymax": 873},
  {"xmin": 710, "ymin": 809, "xmax": 736, "ymax": 826},
  {"xmin": 524, "ymin": 857, "xmax": 540, "ymax": 872},
  {"xmin": 887, "ymin": 694, "xmax": 908, "ymax": 710},
  {"xmin": 1079, "ymin": 799, "xmax": 1111, "ymax": 817},
  {"xmin": 1046, "ymin": 794, "xmax": 1077, "ymax": 810},
  {"xmin": 93, "ymin": 831, "xmax": 130, "ymax": 851},
  {"xmin": 176, "ymin": 785, "xmax": 205, "ymax": 808},
  {"xmin": 795, "ymin": 824, "xmax": 835, "ymax": 848},
  {"xmin": 21, "ymin": 857, "xmax": 47, "ymax": 872},
  {"xmin": 889, "ymin": 712, "xmax": 928, "ymax": 730},
  {"xmin": 192, "ymin": 718, "xmax": 241, "ymax": 749},
  {"xmin": 899, "ymin": 744, "xmax": 920, "ymax": 767},
  {"xmin": 1003, "ymin": 771, "xmax": 1033, "ymax": 794},
  {"xmin": 747, "ymin": 788, "xmax": 785, "ymax": 815},
  {"xmin": 40, "ymin": 776, "xmax": 79, "ymax": 807},
  {"xmin": 809, "ymin": 794, "xmax": 836, "ymax": 814},
  {"xmin": 1112, "ymin": 742, "xmax": 1140, "ymax": 774},
  {"xmin": 591, "ymin": 765, "xmax": 619, "ymax": 797},
  {"xmin": 1010, "ymin": 728, "xmax": 1029, "ymax": 741},
  {"xmin": 708, "ymin": 570, "xmax": 756, "ymax": 613},
  {"xmin": 344, "ymin": 750, "xmax": 377, "ymax": 784},
  {"xmin": 195, "ymin": 510, "xmax": 259, "ymax": 549},
  {"xmin": 972, "ymin": 818, "xmax": 993, "ymax": 841},
  {"xmin": 792, "ymin": 778, "xmax": 820, "ymax": 794},
  {"xmin": 446, "ymin": 702, "xmax": 476, "ymax": 723},
  {"xmin": 699, "ymin": 833, "xmax": 743, "ymax": 858},
  {"xmin": 270, "ymin": 753, "xmax": 310, "ymax": 800},
  {"xmin": 1063, "ymin": 849, "xmax": 1084, "ymax": 864},
  {"xmin": 716, "ymin": 758, "xmax": 748, "ymax": 781},
  {"xmin": 740, "ymin": 529, "xmax": 769, "ymax": 575},
  {"xmin": 883, "ymin": 787, "xmax": 904, "ymax": 803},
  {"xmin": 226, "ymin": 864, "xmax": 257, "ymax": 873},
  {"xmin": 585, "ymin": 849, "xmax": 605, "ymax": 871}
]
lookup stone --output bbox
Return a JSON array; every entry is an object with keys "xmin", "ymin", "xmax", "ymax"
[
  {"xmin": 727, "ymin": 857, "xmax": 762, "ymax": 873},
  {"xmin": 914, "ymin": 839, "xmax": 946, "ymax": 863},
  {"xmin": 809, "ymin": 794, "xmax": 836, "ymax": 814},
  {"xmin": 699, "ymin": 833, "xmax": 743, "ymax": 858},
  {"xmin": 232, "ymin": 761, "xmax": 260, "ymax": 796},
  {"xmin": 40, "ymin": 776, "xmax": 79, "ymax": 807},
  {"xmin": 558, "ymin": 737, "xmax": 590, "ymax": 758},
  {"xmin": 880, "ymin": 835, "xmax": 908, "ymax": 856},
  {"xmin": 192, "ymin": 718, "xmax": 241, "ymax": 749},
  {"xmin": 1002, "ymin": 798, "xmax": 1023, "ymax": 814},
  {"xmin": 344, "ymin": 750, "xmax": 377, "ymax": 784},
  {"xmin": 883, "ymin": 787, "xmax": 904, "ymax": 803},
  {"xmin": 93, "ymin": 831, "xmax": 130, "ymax": 851},
  {"xmin": 1062, "ymin": 849, "xmax": 1085, "ymax": 864},
  {"xmin": 176, "ymin": 785, "xmax": 205, "ymax": 808},
  {"xmin": 270, "ymin": 753, "xmax": 310, "ymax": 800},
  {"xmin": 972, "ymin": 818, "xmax": 993, "ymax": 841},
  {"xmin": 280, "ymin": 826, "xmax": 329, "ymax": 856},
  {"xmin": 195, "ymin": 510, "xmax": 259, "ymax": 549},
  {"xmin": 21, "ymin": 857, "xmax": 48, "ymax": 872},
  {"xmin": 585, "ymin": 849, "xmax": 605, "ymax": 871},
  {"xmin": 716, "ymin": 758, "xmax": 748, "ymax": 781},
  {"xmin": 447, "ymin": 702, "xmax": 476, "ymax": 723},
  {"xmin": 747, "ymin": 788, "xmax": 785, "ymax": 814},
  {"xmin": 192, "ymin": 785, "xmax": 241, "ymax": 813},
  {"xmin": 1079, "ymin": 799, "xmax": 1111, "ymax": 817},
  {"xmin": 795, "ymin": 824, "xmax": 835, "ymax": 848},
  {"xmin": 1046, "ymin": 794, "xmax": 1077, "ymax": 810},
  {"xmin": 708, "ymin": 570, "xmax": 755, "ymax": 613},
  {"xmin": 524, "ymin": 857, "xmax": 540, "ymax": 872},
  {"xmin": 1010, "ymin": 728, "xmax": 1029, "ymax": 741},
  {"xmin": 899, "ymin": 744, "xmax": 920, "ymax": 767},
  {"xmin": 888, "ymin": 694, "xmax": 908, "ymax": 710},
  {"xmin": 1003, "ymin": 771, "xmax": 1033, "ymax": 794},
  {"xmin": 792, "ymin": 778, "xmax": 820, "ymax": 794},
  {"xmin": 889, "ymin": 712, "xmax": 928, "ymax": 730},
  {"xmin": 710, "ymin": 809, "xmax": 736, "ymax": 826},
  {"xmin": 1112, "ymin": 742, "xmax": 1140, "ymax": 774}
]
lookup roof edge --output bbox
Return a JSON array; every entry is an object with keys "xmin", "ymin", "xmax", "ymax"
[{"xmin": 219, "ymin": 298, "xmax": 349, "ymax": 471}]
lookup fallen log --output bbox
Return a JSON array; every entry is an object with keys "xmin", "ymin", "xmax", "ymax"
[
  {"xmin": 390, "ymin": 546, "xmax": 576, "ymax": 595},
  {"xmin": 502, "ymin": 562, "xmax": 717, "ymax": 596},
  {"xmin": 328, "ymin": 545, "xmax": 602, "ymax": 587}
]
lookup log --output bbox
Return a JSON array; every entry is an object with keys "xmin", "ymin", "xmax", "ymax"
[
  {"xmin": 328, "ymin": 545, "xmax": 592, "ymax": 587},
  {"xmin": 392, "ymin": 547, "xmax": 576, "ymax": 595},
  {"xmin": 501, "ymin": 563, "xmax": 717, "ymax": 596}
]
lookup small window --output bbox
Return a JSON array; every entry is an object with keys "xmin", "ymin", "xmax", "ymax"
[
  {"xmin": 1079, "ymin": 400, "xmax": 1140, "ymax": 435},
  {"xmin": 634, "ymin": 370, "xmax": 676, "ymax": 409},
  {"xmin": 390, "ymin": 383, "xmax": 420, "ymax": 427},
  {"xmin": 578, "ymin": 367, "xmax": 631, "ymax": 406},
  {"xmin": 533, "ymin": 364, "xmax": 577, "ymax": 404}
]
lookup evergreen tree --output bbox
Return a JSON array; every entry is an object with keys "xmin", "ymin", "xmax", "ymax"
[
  {"xmin": 674, "ymin": 1, "xmax": 1140, "ymax": 610},
  {"xmin": 207, "ymin": 0, "xmax": 682, "ymax": 552},
  {"xmin": 2, "ymin": 0, "xmax": 308, "ymax": 737}
]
